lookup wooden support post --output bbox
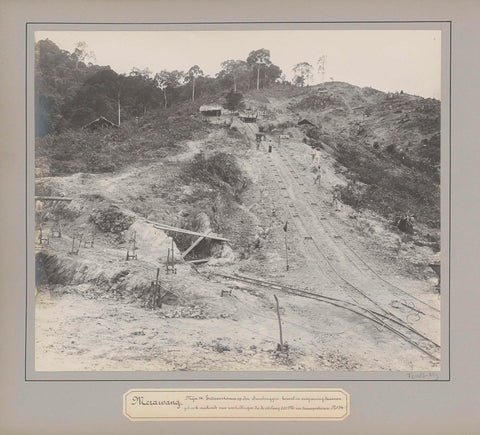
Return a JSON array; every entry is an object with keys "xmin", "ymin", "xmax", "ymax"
[
  {"xmin": 146, "ymin": 220, "xmax": 230, "ymax": 242},
  {"xmin": 284, "ymin": 228, "xmax": 289, "ymax": 271},
  {"xmin": 83, "ymin": 231, "xmax": 95, "ymax": 248},
  {"xmin": 181, "ymin": 234, "xmax": 207, "ymax": 258},
  {"xmin": 166, "ymin": 245, "xmax": 176, "ymax": 275},
  {"xmin": 126, "ymin": 231, "xmax": 137, "ymax": 260},
  {"xmin": 166, "ymin": 238, "xmax": 177, "ymax": 274},
  {"xmin": 274, "ymin": 294, "xmax": 284, "ymax": 352},
  {"xmin": 70, "ymin": 234, "xmax": 82, "ymax": 255},
  {"xmin": 166, "ymin": 248, "xmax": 171, "ymax": 274},
  {"xmin": 51, "ymin": 220, "xmax": 62, "ymax": 238},
  {"xmin": 156, "ymin": 268, "xmax": 161, "ymax": 307},
  {"xmin": 38, "ymin": 226, "xmax": 49, "ymax": 245},
  {"xmin": 151, "ymin": 268, "xmax": 161, "ymax": 309}
]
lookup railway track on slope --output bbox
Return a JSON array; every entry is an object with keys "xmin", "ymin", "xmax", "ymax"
[
  {"xmin": 214, "ymin": 120, "xmax": 440, "ymax": 362},
  {"xmin": 254, "ymin": 144, "xmax": 440, "ymax": 358},
  {"xmin": 211, "ymin": 272, "xmax": 441, "ymax": 363},
  {"xmin": 273, "ymin": 145, "xmax": 440, "ymax": 321},
  {"xmin": 265, "ymin": 151, "xmax": 416, "ymax": 328}
]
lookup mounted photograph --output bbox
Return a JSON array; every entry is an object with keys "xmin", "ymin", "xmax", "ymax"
[{"xmin": 32, "ymin": 28, "xmax": 444, "ymax": 373}]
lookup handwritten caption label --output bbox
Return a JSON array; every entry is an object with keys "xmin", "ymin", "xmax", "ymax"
[
  {"xmin": 123, "ymin": 389, "xmax": 349, "ymax": 421},
  {"xmin": 407, "ymin": 372, "xmax": 440, "ymax": 380}
]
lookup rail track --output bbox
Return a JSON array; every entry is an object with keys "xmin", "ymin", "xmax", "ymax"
[
  {"xmin": 265, "ymin": 152, "xmax": 408, "ymax": 322},
  {"xmin": 235, "ymin": 121, "xmax": 440, "ymax": 362},
  {"xmin": 276, "ymin": 144, "xmax": 440, "ymax": 316},
  {"xmin": 212, "ymin": 271, "xmax": 440, "ymax": 362},
  {"xmin": 270, "ymin": 144, "xmax": 440, "ymax": 331}
]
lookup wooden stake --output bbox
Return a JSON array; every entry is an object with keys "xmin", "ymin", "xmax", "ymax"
[
  {"xmin": 155, "ymin": 267, "xmax": 161, "ymax": 308},
  {"xmin": 284, "ymin": 231, "xmax": 289, "ymax": 271},
  {"xmin": 274, "ymin": 294, "xmax": 284, "ymax": 352}
]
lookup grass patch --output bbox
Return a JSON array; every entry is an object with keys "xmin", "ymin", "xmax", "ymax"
[{"xmin": 36, "ymin": 111, "xmax": 206, "ymax": 176}]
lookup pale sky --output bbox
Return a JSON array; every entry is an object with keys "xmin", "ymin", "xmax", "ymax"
[{"xmin": 35, "ymin": 30, "xmax": 441, "ymax": 99}]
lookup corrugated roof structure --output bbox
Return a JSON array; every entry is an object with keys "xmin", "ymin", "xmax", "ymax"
[{"xmin": 199, "ymin": 105, "xmax": 222, "ymax": 112}]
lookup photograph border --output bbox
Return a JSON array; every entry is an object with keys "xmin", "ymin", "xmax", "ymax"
[{"xmin": 25, "ymin": 20, "xmax": 451, "ymax": 382}]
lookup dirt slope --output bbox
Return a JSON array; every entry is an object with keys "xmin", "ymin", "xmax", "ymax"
[{"xmin": 35, "ymin": 82, "xmax": 441, "ymax": 372}]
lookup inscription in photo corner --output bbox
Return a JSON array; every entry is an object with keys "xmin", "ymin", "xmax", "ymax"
[{"xmin": 407, "ymin": 372, "xmax": 440, "ymax": 380}]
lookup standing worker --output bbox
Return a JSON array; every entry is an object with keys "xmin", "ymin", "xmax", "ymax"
[
  {"xmin": 256, "ymin": 133, "xmax": 262, "ymax": 150},
  {"xmin": 332, "ymin": 188, "xmax": 341, "ymax": 211},
  {"xmin": 242, "ymin": 176, "xmax": 248, "ymax": 190},
  {"xmin": 313, "ymin": 170, "xmax": 321, "ymax": 187},
  {"xmin": 268, "ymin": 139, "xmax": 273, "ymax": 153}
]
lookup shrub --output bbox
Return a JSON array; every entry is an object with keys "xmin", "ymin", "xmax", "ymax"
[
  {"xmin": 183, "ymin": 151, "xmax": 243, "ymax": 189},
  {"xmin": 224, "ymin": 90, "xmax": 245, "ymax": 111},
  {"xmin": 306, "ymin": 127, "xmax": 321, "ymax": 140},
  {"xmin": 418, "ymin": 133, "xmax": 440, "ymax": 164},
  {"xmin": 89, "ymin": 206, "xmax": 134, "ymax": 233},
  {"xmin": 339, "ymin": 184, "xmax": 362, "ymax": 209},
  {"xmin": 335, "ymin": 142, "xmax": 439, "ymax": 229},
  {"xmin": 385, "ymin": 143, "xmax": 397, "ymax": 154}
]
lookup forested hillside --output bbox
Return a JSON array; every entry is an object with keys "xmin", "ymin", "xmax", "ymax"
[
  {"xmin": 35, "ymin": 39, "xmax": 441, "ymax": 231},
  {"xmin": 35, "ymin": 40, "xmax": 282, "ymax": 135}
]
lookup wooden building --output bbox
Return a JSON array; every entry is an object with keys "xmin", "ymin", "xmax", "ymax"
[
  {"xmin": 199, "ymin": 105, "xmax": 222, "ymax": 117},
  {"xmin": 82, "ymin": 116, "xmax": 118, "ymax": 131},
  {"xmin": 239, "ymin": 112, "xmax": 257, "ymax": 123}
]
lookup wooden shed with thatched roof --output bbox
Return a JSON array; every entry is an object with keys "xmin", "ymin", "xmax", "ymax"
[
  {"xmin": 82, "ymin": 116, "xmax": 118, "ymax": 131},
  {"xmin": 199, "ymin": 105, "xmax": 222, "ymax": 117}
]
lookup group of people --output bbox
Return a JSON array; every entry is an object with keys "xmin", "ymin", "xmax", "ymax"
[
  {"xmin": 256, "ymin": 135, "xmax": 273, "ymax": 153},
  {"xmin": 258, "ymin": 138, "xmax": 343, "ymax": 213}
]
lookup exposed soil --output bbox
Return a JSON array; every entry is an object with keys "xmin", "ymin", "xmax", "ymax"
[{"xmin": 35, "ymin": 85, "xmax": 441, "ymax": 372}]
